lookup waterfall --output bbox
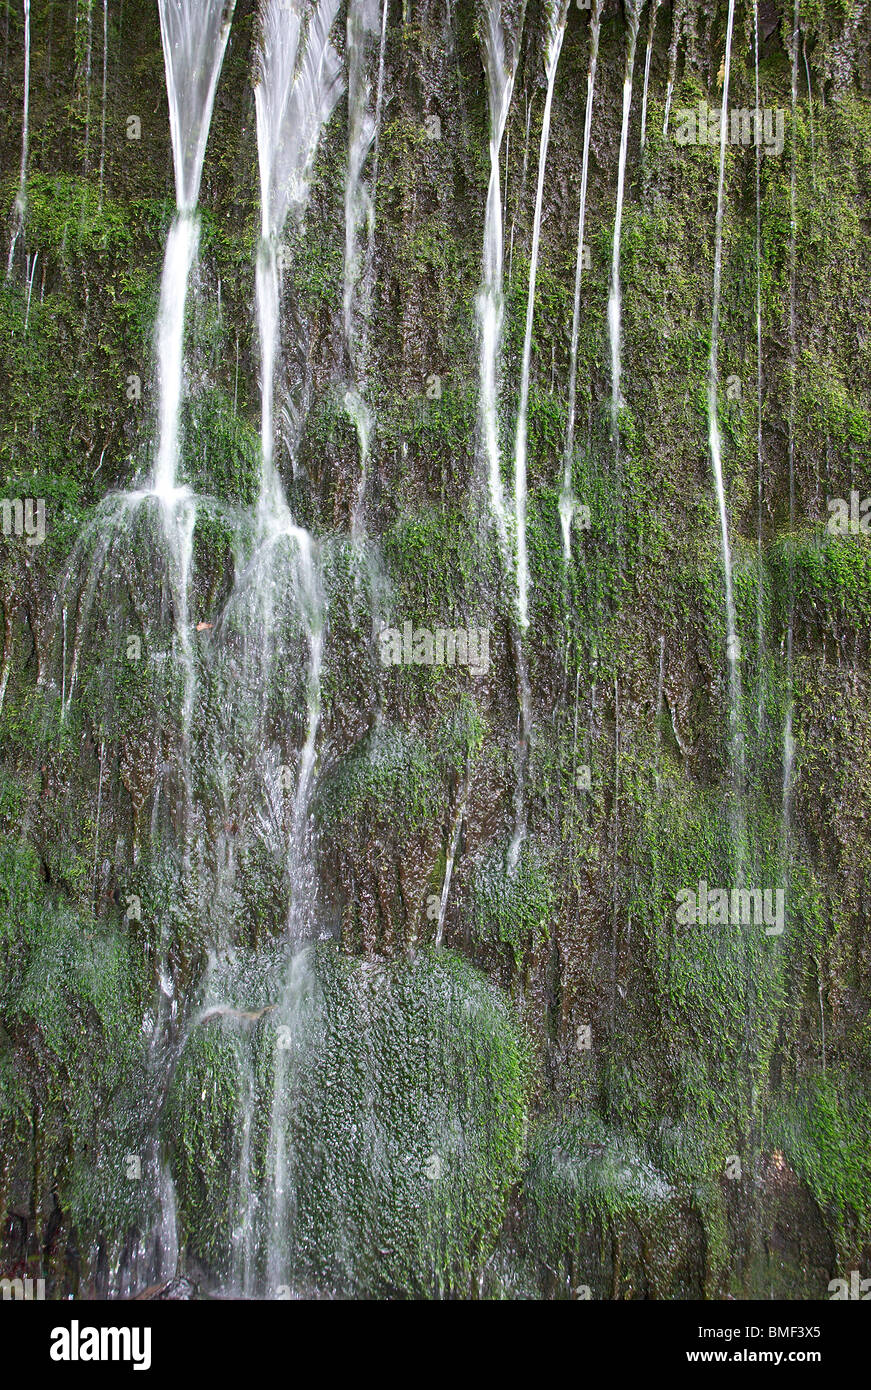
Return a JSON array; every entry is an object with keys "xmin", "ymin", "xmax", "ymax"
[
  {"xmin": 560, "ymin": 0, "xmax": 602, "ymax": 563},
  {"xmin": 662, "ymin": 0, "xmax": 682, "ymax": 138},
  {"xmin": 254, "ymin": 0, "xmax": 343, "ymax": 518},
  {"xmin": 705, "ymin": 0, "xmax": 744, "ymax": 791},
  {"xmin": 754, "ymin": 0, "xmax": 765, "ymax": 734},
  {"xmin": 507, "ymin": 634, "xmax": 532, "ymax": 871},
  {"xmin": 23, "ymin": 247, "xmax": 36, "ymax": 331},
  {"xmin": 607, "ymin": 0, "xmax": 642, "ymax": 560},
  {"xmin": 803, "ymin": 36, "xmax": 816, "ymax": 192},
  {"xmin": 152, "ymin": 0, "xmax": 236, "ymax": 500},
  {"xmin": 513, "ymin": 0, "xmax": 567, "ymax": 631},
  {"xmin": 782, "ymin": 0, "xmax": 800, "ymax": 849},
  {"xmin": 153, "ymin": 214, "xmax": 200, "ymax": 502},
  {"xmin": 435, "ymin": 773, "xmax": 470, "ymax": 949},
  {"xmin": 98, "ymin": 0, "xmax": 108, "ymax": 206},
  {"xmin": 79, "ymin": 0, "xmax": 94, "ymax": 172},
  {"xmin": 6, "ymin": 0, "xmax": 30, "ymax": 279},
  {"xmin": 344, "ymin": 0, "xmax": 388, "ymax": 534},
  {"xmin": 225, "ymin": 0, "xmax": 344, "ymax": 1291},
  {"xmin": 251, "ymin": 0, "xmax": 343, "ymax": 900},
  {"xmin": 507, "ymin": 96, "xmax": 532, "ymax": 290},
  {"xmin": 639, "ymin": 0, "xmax": 660, "ymax": 150},
  {"xmin": 476, "ymin": 0, "xmax": 530, "ymax": 872},
  {"xmin": 476, "ymin": 0, "xmax": 522, "ymax": 552}
]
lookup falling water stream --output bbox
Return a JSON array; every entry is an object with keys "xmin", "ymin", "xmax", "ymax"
[
  {"xmin": 5, "ymin": 0, "xmax": 29, "ymax": 278},
  {"xmin": 476, "ymin": 0, "xmax": 522, "ymax": 552},
  {"xmin": 513, "ymin": 0, "xmax": 567, "ymax": 630},
  {"xmin": 607, "ymin": 0, "xmax": 642, "ymax": 568},
  {"xmin": 344, "ymin": 0, "xmax": 388, "ymax": 534},
  {"xmin": 639, "ymin": 0, "xmax": 660, "ymax": 150},
  {"xmin": 705, "ymin": 0, "xmax": 744, "ymax": 801},
  {"xmin": 560, "ymin": 0, "xmax": 602, "ymax": 563},
  {"xmin": 781, "ymin": 0, "xmax": 800, "ymax": 854},
  {"xmin": 662, "ymin": 0, "xmax": 682, "ymax": 138},
  {"xmin": 227, "ymin": 0, "xmax": 343, "ymax": 1292},
  {"xmin": 154, "ymin": 0, "xmax": 236, "ymax": 500},
  {"xmin": 98, "ymin": 0, "xmax": 108, "ymax": 205},
  {"xmin": 4, "ymin": 0, "xmax": 850, "ymax": 1306},
  {"xmin": 754, "ymin": 0, "xmax": 766, "ymax": 735}
]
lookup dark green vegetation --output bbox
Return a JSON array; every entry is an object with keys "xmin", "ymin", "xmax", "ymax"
[{"xmin": 0, "ymin": 0, "xmax": 869, "ymax": 1298}]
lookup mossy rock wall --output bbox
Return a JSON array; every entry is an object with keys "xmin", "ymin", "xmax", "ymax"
[{"xmin": 0, "ymin": 0, "xmax": 869, "ymax": 1297}]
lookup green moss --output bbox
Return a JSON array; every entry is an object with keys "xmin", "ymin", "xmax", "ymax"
[
  {"xmin": 468, "ymin": 838, "xmax": 557, "ymax": 965},
  {"xmin": 166, "ymin": 943, "xmax": 530, "ymax": 1295},
  {"xmin": 767, "ymin": 1074, "xmax": 871, "ymax": 1263},
  {"xmin": 317, "ymin": 723, "xmax": 443, "ymax": 835},
  {"xmin": 0, "ymin": 839, "xmax": 151, "ymax": 1254},
  {"xmin": 769, "ymin": 528, "xmax": 871, "ymax": 634},
  {"xmin": 163, "ymin": 1024, "xmax": 247, "ymax": 1270},
  {"xmin": 382, "ymin": 505, "xmax": 499, "ymax": 621}
]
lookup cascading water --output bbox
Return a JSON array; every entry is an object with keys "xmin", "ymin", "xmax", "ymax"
[
  {"xmin": 5, "ymin": 0, "xmax": 29, "ymax": 278},
  {"xmin": 754, "ymin": 0, "xmax": 765, "ymax": 734},
  {"xmin": 255, "ymin": 0, "xmax": 342, "ymax": 509},
  {"xmin": 75, "ymin": 0, "xmax": 239, "ymax": 1290},
  {"xmin": 78, "ymin": 0, "xmax": 95, "ymax": 173},
  {"xmin": 662, "ymin": 0, "xmax": 684, "ymax": 138},
  {"xmin": 251, "ymin": 0, "xmax": 342, "ymax": 847},
  {"xmin": 560, "ymin": 0, "xmax": 602, "ymax": 563},
  {"xmin": 8, "ymin": 0, "xmax": 866, "ymax": 1312},
  {"xmin": 705, "ymin": 0, "xmax": 744, "ymax": 796},
  {"xmin": 98, "ymin": 0, "xmax": 108, "ymax": 205},
  {"xmin": 344, "ymin": 0, "xmax": 388, "ymax": 534},
  {"xmin": 513, "ymin": 0, "xmax": 567, "ymax": 630},
  {"xmin": 639, "ymin": 0, "xmax": 660, "ymax": 150},
  {"xmin": 153, "ymin": 0, "xmax": 236, "ymax": 500},
  {"xmin": 211, "ymin": 0, "xmax": 343, "ymax": 1294},
  {"xmin": 476, "ymin": 0, "xmax": 530, "ymax": 873},
  {"xmin": 476, "ymin": 0, "xmax": 522, "ymax": 552},
  {"xmin": 781, "ymin": 0, "xmax": 800, "ymax": 853},
  {"xmin": 607, "ymin": 0, "xmax": 642, "ymax": 562}
]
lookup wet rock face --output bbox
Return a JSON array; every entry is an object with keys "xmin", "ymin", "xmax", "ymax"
[
  {"xmin": 163, "ymin": 944, "xmax": 528, "ymax": 1296},
  {"xmin": 1, "ymin": 0, "xmax": 871, "ymax": 1298}
]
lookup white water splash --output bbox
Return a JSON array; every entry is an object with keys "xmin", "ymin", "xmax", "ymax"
[
  {"xmin": 513, "ymin": 0, "xmax": 567, "ymax": 630},
  {"xmin": 247, "ymin": 0, "xmax": 344, "ymax": 1287}
]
